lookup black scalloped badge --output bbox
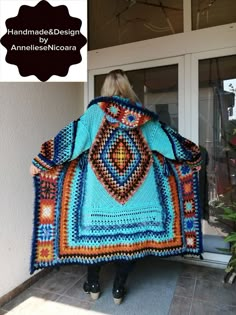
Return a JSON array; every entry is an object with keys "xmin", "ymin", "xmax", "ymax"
[{"xmin": 0, "ymin": 0, "xmax": 87, "ymax": 81}]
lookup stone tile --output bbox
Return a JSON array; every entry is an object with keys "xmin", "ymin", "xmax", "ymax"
[
  {"xmin": 194, "ymin": 279, "xmax": 236, "ymax": 306},
  {"xmin": 178, "ymin": 263, "xmax": 200, "ymax": 279},
  {"xmin": 168, "ymin": 296, "xmax": 192, "ymax": 315},
  {"xmin": 32, "ymin": 269, "xmax": 79, "ymax": 294},
  {"xmin": 63, "ymin": 275, "xmax": 94, "ymax": 303},
  {"xmin": 174, "ymin": 277, "xmax": 196, "ymax": 298},
  {"xmin": 1, "ymin": 287, "xmax": 60, "ymax": 312},
  {"xmin": 191, "ymin": 299, "xmax": 236, "ymax": 315},
  {"xmin": 180, "ymin": 264, "xmax": 225, "ymax": 282},
  {"xmin": 195, "ymin": 266, "xmax": 224, "ymax": 282}
]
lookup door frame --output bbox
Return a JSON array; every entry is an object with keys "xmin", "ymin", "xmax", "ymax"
[
  {"xmin": 190, "ymin": 47, "xmax": 236, "ymax": 265},
  {"xmin": 191, "ymin": 47, "xmax": 236, "ymax": 144}
]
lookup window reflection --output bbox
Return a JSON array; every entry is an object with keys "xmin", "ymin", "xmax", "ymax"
[
  {"xmin": 89, "ymin": 0, "xmax": 183, "ymax": 50},
  {"xmin": 192, "ymin": 0, "xmax": 236, "ymax": 30},
  {"xmin": 94, "ymin": 65, "xmax": 178, "ymax": 130},
  {"xmin": 199, "ymin": 55, "xmax": 236, "ymax": 253}
]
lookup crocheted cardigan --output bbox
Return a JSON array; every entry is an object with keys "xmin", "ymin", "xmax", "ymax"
[{"xmin": 30, "ymin": 96, "xmax": 202, "ymax": 273}]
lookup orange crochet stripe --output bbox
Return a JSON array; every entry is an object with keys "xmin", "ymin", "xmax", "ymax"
[
  {"xmin": 60, "ymin": 159, "xmax": 78, "ymax": 254},
  {"xmin": 59, "ymin": 237, "xmax": 183, "ymax": 256},
  {"xmin": 34, "ymin": 156, "xmax": 51, "ymax": 170}
]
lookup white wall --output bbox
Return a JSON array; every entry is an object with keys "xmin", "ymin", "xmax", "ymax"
[{"xmin": 0, "ymin": 83, "xmax": 84, "ymax": 298}]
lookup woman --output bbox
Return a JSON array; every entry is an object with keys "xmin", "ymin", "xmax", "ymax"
[{"xmin": 30, "ymin": 69, "xmax": 202, "ymax": 304}]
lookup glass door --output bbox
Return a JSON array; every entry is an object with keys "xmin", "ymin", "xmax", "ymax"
[
  {"xmin": 92, "ymin": 61, "xmax": 181, "ymax": 131},
  {"xmin": 90, "ymin": 53, "xmax": 235, "ymax": 263},
  {"xmin": 198, "ymin": 54, "xmax": 236, "ymax": 255}
]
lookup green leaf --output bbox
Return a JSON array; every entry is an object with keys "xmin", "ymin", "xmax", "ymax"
[
  {"xmin": 224, "ymin": 234, "xmax": 236, "ymax": 243},
  {"xmin": 221, "ymin": 214, "xmax": 236, "ymax": 222},
  {"xmin": 226, "ymin": 213, "xmax": 236, "ymax": 220},
  {"xmin": 229, "ymin": 258, "xmax": 236, "ymax": 267},
  {"xmin": 221, "ymin": 214, "xmax": 236, "ymax": 221},
  {"xmin": 222, "ymin": 207, "xmax": 235, "ymax": 214},
  {"xmin": 225, "ymin": 265, "xmax": 234, "ymax": 273}
]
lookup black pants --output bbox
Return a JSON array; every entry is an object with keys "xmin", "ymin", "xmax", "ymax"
[{"xmin": 87, "ymin": 261, "xmax": 135, "ymax": 285}]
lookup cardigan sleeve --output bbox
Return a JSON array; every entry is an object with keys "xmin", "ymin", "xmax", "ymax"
[
  {"xmin": 32, "ymin": 118, "xmax": 90, "ymax": 172},
  {"xmin": 150, "ymin": 121, "xmax": 202, "ymax": 169},
  {"xmin": 159, "ymin": 123, "xmax": 202, "ymax": 168}
]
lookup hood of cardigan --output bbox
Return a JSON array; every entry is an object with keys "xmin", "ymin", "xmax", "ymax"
[{"xmin": 88, "ymin": 96, "xmax": 158, "ymax": 129}]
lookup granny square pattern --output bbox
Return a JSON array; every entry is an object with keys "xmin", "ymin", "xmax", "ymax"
[{"xmin": 99, "ymin": 101, "xmax": 151, "ymax": 128}]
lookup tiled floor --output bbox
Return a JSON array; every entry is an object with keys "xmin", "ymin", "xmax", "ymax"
[
  {"xmin": 1, "ymin": 260, "xmax": 236, "ymax": 315},
  {"xmin": 168, "ymin": 263, "xmax": 236, "ymax": 315}
]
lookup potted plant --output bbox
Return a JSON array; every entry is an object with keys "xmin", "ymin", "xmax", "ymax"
[{"xmin": 220, "ymin": 202, "xmax": 236, "ymax": 284}]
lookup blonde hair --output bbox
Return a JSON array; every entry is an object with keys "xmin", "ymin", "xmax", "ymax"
[{"xmin": 101, "ymin": 69, "xmax": 139, "ymax": 102}]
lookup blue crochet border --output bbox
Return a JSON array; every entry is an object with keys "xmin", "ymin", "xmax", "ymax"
[
  {"xmin": 30, "ymin": 175, "xmax": 41, "ymax": 274},
  {"xmin": 161, "ymin": 124, "xmax": 201, "ymax": 164},
  {"xmin": 170, "ymin": 163, "xmax": 203, "ymax": 255}
]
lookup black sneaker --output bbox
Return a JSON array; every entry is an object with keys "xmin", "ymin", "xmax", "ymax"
[
  {"xmin": 112, "ymin": 285, "xmax": 126, "ymax": 305},
  {"xmin": 83, "ymin": 281, "xmax": 101, "ymax": 300}
]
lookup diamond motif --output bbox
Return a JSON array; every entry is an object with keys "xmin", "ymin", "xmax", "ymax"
[
  {"xmin": 110, "ymin": 140, "xmax": 133, "ymax": 173},
  {"xmin": 89, "ymin": 118, "xmax": 153, "ymax": 204},
  {"xmin": 103, "ymin": 129, "xmax": 139, "ymax": 183}
]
